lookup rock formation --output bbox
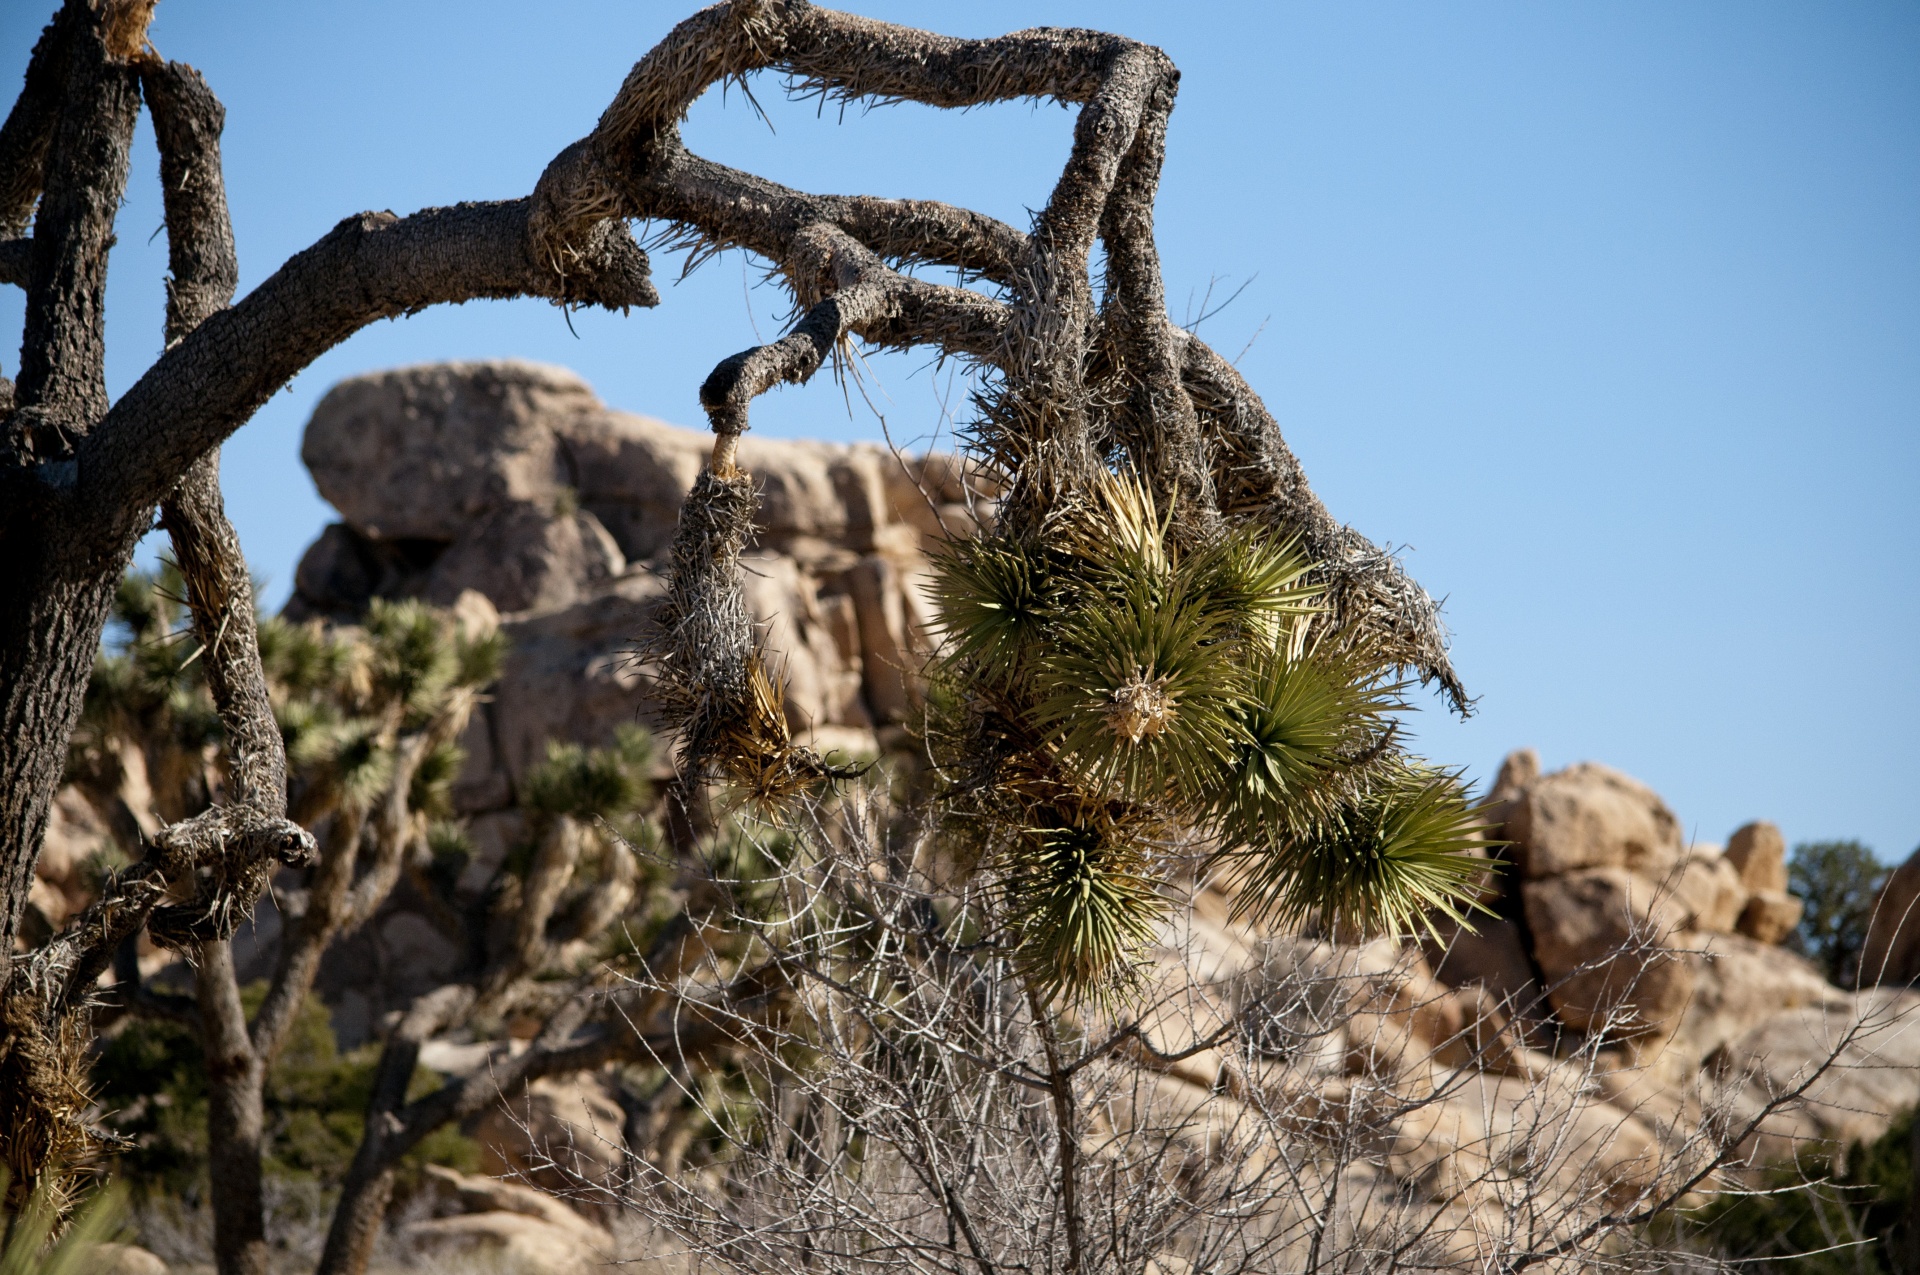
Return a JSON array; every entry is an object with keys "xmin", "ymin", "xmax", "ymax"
[
  {"xmin": 23, "ymin": 360, "xmax": 1918, "ymax": 1266},
  {"xmin": 1865, "ymin": 847, "xmax": 1920, "ymax": 986},
  {"xmin": 291, "ymin": 360, "xmax": 1918, "ymax": 1193},
  {"xmin": 290, "ymin": 360, "xmax": 970, "ymax": 822}
]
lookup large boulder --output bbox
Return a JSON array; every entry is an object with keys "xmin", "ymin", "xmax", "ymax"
[
  {"xmin": 1713, "ymin": 987, "xmax": 1920, "ymax": 1166},
  {"xmin": 290, "ymin": 360, "xmax": 955, "ymax": 809},
  {"xmin": 1724, "ymin": 820, "xmax": 1788, "ymax": 894},
  {"xmin": 1671, "ymin": 935, "xmax": 1848, "ymax": 1065},
  {"xmin": 1422, "ymin": 915, "xmax": 1542, "ymax": 1020},
  {"xmin": 1735, "ymin": 889, "xmax": 1805, "ymax": 945},
  {"xmin": 474, "ymin": 1071, "xmax": 629, "ymax": 1210},
  {"xmin": 1669, "ymin": 849, "xmax": 1747, "ymax": 935},
  {"xmin": 1505, "ymin": 762, "xmax": 1684, "ymax": 882},
  {"xmin": 77, "ymin": 1244, "xmax": 168, "ymax": 1275},
  {"xmin": 1522, "ymin": 867, "xmax": 1694, "ymax": 1039},
  {"xmin": 424, "ymin": 502, "xmax": 626, "ymax": 615},
  {"xmin": 403, "ymin": 1211, "xmax": 609, "ymax": 1275},
  {"xmin": 303, "ymin": 360, "xmax": 599, "ymax": 542}
]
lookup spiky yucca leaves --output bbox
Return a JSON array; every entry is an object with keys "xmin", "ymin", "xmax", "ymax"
[
  {"xmin": 0, "ymin": 1170, "xmax": 127, "ymax": 1274},
  {"xmin": 1228, "ymin": 764, "xmax": 1492, "ymax": 940},
  {"xmin": 1032, "ymin": 577, "xmax": 1242, "ymax": 802},
  {"xmin": 524, "ymin": 724, "xmax": 654, "ymax": 821},
  {"xmin": 925, "ymin": 536, "xmax": 1060, "ymax": 687},
  {"xmin": 927, "ymin": 471, "xmax": 1491, "ymax": 997},
  {"xmin": 1213, "ymin": 641, "xmax": 1401, "ymax": 847},
  {"xmin": 1004, "ymin": 812, "xmax": 1166, "ymax": 998},
  {"xmin": 68, "ymin": 579, "xmax": 507, "ymax": 914}
]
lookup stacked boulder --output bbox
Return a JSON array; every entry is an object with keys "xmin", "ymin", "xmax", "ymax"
[
  {"xmin": 1481, "ymin": 750, "xmax": 1832, "ymax": 1069},
  {"xmin": 48, "ymin": 359, "xmax": 1908, "ymax": 1269},
  {"xmin": 291, "ymin": 360, "xmax": 982, "ymax": 899}
]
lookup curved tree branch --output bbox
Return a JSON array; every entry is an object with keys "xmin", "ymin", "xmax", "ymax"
[{"xmin": 73, "ymin": 199, "xmax": 657, "ymax": 528}]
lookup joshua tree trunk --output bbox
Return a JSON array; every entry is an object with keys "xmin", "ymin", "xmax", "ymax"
[{"xmin": 196, "ymin": 942, "xmax": 269, "ymax": 1275}]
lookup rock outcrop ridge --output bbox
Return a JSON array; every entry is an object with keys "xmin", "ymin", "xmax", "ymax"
[
  {"xmin": 280, "ymin": 359, "xmax": 1920, "ymax": 1165},
  {"xmin": 25, "ymin": 360, "xmax": 1920, "ymax": 1269},
  {"xmin": 290, "ymin": 359, "xmax": 980, "ymax": 876}
]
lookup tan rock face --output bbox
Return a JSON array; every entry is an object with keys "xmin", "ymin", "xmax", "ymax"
[
  {"xmin": 1505, "ymin": 762, "xmax": 1684, "ymax": 882},
  {"xmin": 425, "ymin": 503, "xmax": 626, "ymax": 615},
  {"xmin": 303, "ymin": 360, "xmax": 596, "ymax": 542},
  {"xmin": 475, "ymin": 1072, "xmax": 628, "ymax": 1208},
  {"xmin": 1714, "ymin": 987, "xmax": 1920, "ymax": 1166},
  {"xmin": 1670, "ymin": 851, "xmax": 1748, "ymax": 935},
  {"xmin": 1421, "ymin": 915, "xmax": 1541, "ymax": 1019},
  {"xmin": 77, "ymin": 1243, "xmax": 169, "ymax": 1275},
  {"xmin": 1675, "ymin": 935, "xmax": 1846, "ymax": 1063},
  {"xmin": 1724, "ymin": 820, "xmax": 1788, "ymax": 894},
  {"xmin": 27, "ymin": 786, "xmax": 107, "ymax": 935},
  {"xmin": 1522, "ymin": 867, "xmax": 1694, "ymax": 1037},
  {"xmin": 1736, "ymin": 889, "xmax": 1805, "ymax": 945},
  {"xmin": 293, "ymin": 360, "xmax": 952, "ymax": 804},
  {"xmin": 1491, "ymin": 755, "xmax": 1822, "ymax": 1059},
  {"xmin": 1862, "ymin": 848, "xmax": 1920, "ymax": 986},
  {"xmin": 402, "ymin": 1211, "xmax": 608, "ymax": 1275}
]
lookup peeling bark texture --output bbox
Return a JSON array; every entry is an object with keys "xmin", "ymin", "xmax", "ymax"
[
  {"xmin": 0, "ymin": 3, "xmax": 78, "ymax": 239},
  {"xmin": 9, "ymin": 9, "xmax": 140, "ymax": 461},
  {"xmin": 1, "ymin": 0, "xmax": 1466, "ymax": 1240}
]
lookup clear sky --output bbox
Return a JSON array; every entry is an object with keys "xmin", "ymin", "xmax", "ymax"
[{"xmin": 4, "ymin": 1, "xmax": 1916, "ymax": 864}]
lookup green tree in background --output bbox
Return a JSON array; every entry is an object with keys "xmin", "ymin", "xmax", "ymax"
[{"xmin": 1790, "ymin": 839, "xmax": 1889, "ymax": 987}]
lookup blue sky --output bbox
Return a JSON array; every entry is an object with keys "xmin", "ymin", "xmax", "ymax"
[{"xmin": 4, "ymin": 1, "xmax": 1916, "ymax": 862}]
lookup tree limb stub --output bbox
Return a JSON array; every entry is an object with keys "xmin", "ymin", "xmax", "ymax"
[{"xmin": 0, "ymin": 2, "xmax": 78, "ymax": 239}]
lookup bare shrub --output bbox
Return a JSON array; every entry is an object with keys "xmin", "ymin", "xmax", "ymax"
[{"xmin": 486, "ymin": 787, "xmax": 1906, "ymax": 1275}]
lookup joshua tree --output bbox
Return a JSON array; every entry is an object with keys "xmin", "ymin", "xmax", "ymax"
[
  {"xmin": 55, "ymin": 572, "xmax": 699, "ymax": 1275},
  {"xmin": 1, "ymin": 0, "xmax": 1480, "ymax": 1250},
  {"xmin": 55, "ymin": 578, "xmax": 501, "ymax": 1263}
]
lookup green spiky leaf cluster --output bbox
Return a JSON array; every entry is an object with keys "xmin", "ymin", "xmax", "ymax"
[
  {"xmin": 70, "ymin": 582, "xmax": 505, "ymax": 837},
  {"xmin": 926, "ymin": 474, "xmax": 1492, "ymax": 998},
  {"xmin": 524, "ymin": 724, "xmax": 655, "ymax": 822}
]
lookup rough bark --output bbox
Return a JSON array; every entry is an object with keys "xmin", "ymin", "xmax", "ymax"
[
  {"xmin": 0, "ymin": 0, "xmax": 149, "ymax": 994},
  {"xmin": 196, "ymin": 941, "xmax": 269, "ymax": 1275},
  {"xmin": 8, "ymin": 10, "xmax": 139, "ymax": 461},
  {"xmin": 1, "ymin": 199, "xmax": 656, "ymax": 987},
  {"xmin": 0, "ymin": 2, "xmax": 78, "ymax": 239},
  {"xmin": 142, "ymin": 75, "xmax": 282, "ymax": 1275}
]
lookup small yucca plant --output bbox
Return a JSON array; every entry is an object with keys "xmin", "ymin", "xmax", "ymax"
[{"xmin": 926, "ymin": 473, "xmax": 1492, "ymax": 999}]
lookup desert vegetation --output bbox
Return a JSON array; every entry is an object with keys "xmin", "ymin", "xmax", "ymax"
[{"xmin": 2, "ymin": 3, "xmax": 1917, "ymax": 1274}]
